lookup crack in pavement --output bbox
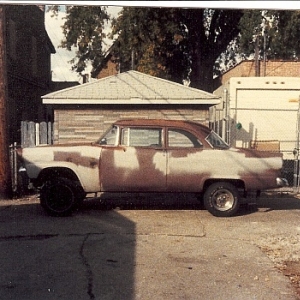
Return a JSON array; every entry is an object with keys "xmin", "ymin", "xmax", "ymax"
[
  {"xmin": 79, "ymin": 233, "xmax": 95, "ymax": 300},
  {"xmin": 0, "ymin": 232, "xmax": 107, "ymax": 299},
  {"xmin": 0, "ymin": 234, "xmax": 59, "ymax": 241}
]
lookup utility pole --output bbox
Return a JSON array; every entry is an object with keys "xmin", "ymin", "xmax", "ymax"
[
  {"xmin": 254, "ymin": 35, "xmax": 260, "ymax": 77},
  {"xmin": 0, "ymin": 6, "xmax": 12, "ymax": 199},
  {"xmin": 262, "ymin": 11, "xmax": 267, "ymax": 77},
  {"xmin": 131, "ymin": 49, "xmax": 135, "ymax": 70}
]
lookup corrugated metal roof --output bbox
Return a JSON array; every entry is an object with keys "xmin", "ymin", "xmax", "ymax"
[{"xmin": 43, "ymin": 70, "xmax": 220, "ymax": 105}]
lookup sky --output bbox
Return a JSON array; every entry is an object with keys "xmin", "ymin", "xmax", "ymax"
[{"xmin": 45, "ymin": 5, "xmax": 122, "ymax": 82}]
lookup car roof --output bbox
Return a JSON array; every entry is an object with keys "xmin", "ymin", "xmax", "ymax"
[{"xmin": 113, "ymin": 119, "xmax": 211, "ymax": 134}]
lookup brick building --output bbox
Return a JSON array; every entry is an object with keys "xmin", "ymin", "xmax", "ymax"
[
  {"xmin": 91, "ymin": 46, "xmax": 119, "ymax": 80},
  {"xmin": 214, "ymin": 60, "xmax": 300, "ymax": 90}
]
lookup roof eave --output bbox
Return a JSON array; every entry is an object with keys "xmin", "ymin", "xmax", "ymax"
[{"xmin": 42, "ymin": 98, "xmax": 220, "ymax": 105}]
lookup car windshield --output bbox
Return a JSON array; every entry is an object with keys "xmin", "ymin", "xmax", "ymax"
[{"xmin": 205, "ymin": 131, "xmax": 229, "ymax": 149}]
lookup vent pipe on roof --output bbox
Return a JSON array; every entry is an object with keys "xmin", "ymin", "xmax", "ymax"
[{"xmin": 82, "ymin": 74, "xmax": 89, "ymax": 84}]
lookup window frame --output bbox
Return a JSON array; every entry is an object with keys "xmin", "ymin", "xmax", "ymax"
[
  {"xmin": 97, "ymin": 125, "xmax": 119, "ymax": 146},
  {"xmin": 166, "ymin": 127, "xmax": 203, "ymax": 149},
  {"xmin": 120, "ymin": 126, "xmax": 164, "ymax": 148}
]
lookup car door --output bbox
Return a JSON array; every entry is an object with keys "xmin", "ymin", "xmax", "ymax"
[
  {"xmin": 166, "ymin": 127, "xmax": 205, "ymax": 192},
  {"xmin": 100, "ymin": 126, "xmax": 167, "ymax": 192}
]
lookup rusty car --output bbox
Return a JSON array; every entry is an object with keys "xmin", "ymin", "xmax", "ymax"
[{"xmin": 17, "ymin": 119, "xmax": 287, "ymax": 217}]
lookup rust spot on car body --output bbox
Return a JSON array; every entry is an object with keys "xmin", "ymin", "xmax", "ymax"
[
  {"xmin": 100, "ymin": 147, "xmax": 167, "ymax": 192},
  {"xmin": 54, "ymin": 151, "xmax": 99, "ymax": 169}
]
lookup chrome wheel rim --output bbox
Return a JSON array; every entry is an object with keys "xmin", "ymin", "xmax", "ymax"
[{"xmin": 211, "ymin": 189, "xmax": 234, "ymax": 211}]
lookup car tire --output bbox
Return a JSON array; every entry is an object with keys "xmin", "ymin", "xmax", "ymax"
[
  {"xmin": 40, "ymin": 177, "xmax": 78, "ymax": 216},
  {"xmin": 73, "ymin": 182, "xmax": 86, "ymax": 209},
  {"xmin": 203, "ymin": 182, "xmax": 240, "ymax": 217}
]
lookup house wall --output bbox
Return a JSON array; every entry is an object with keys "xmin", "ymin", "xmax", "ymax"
[
  {"xmin": 5, "ymin": 5, "xmax": 55, "ymax": 144},
  {"xmin": 53, "ymin": 105, "xmax": 210, "ymax": 144}
]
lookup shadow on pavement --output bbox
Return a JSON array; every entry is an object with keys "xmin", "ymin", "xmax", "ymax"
[
  {"xmin": 0, "ymin": 193, "xmax": 299, "ymax": 299},
  {"xmin": 79, "ymin": 191, "xmax": 300, "ymax": 216},
  {"xmin": 80, "ymin": 192, "xmax": 204, "ymax": 212},
  {"xmin": 254, "ymin": 192, "xmax": 300, "ymax": 211},
  {"xmin": 0, "ymin": 198, "xmax": 136, "ymax": 300}
]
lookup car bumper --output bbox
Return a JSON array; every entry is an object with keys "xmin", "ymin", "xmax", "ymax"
[{"xmin": 276, "ymin": 177, "xmax": 289, "ymax": 187}]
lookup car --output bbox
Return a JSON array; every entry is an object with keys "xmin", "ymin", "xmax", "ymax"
[{"xmin": 17, "ymin": 119, "xmax": 287, "ymax": 217}]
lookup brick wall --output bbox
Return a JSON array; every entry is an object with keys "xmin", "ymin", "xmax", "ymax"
[
  {"xmin": 54, "ymin": 106, "xmax": 210, "ymax": 144},
  {"xmin": 218, "ymin": 60, "xmax": 300, "ymax": 87},
  {"xmin": 96, "ymin": 57, "xmax": 119, "ymax": 79}
]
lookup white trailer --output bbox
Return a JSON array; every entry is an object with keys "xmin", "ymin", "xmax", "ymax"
[
  {"xmin": 212, "ymin": 77, "xmax": 300, "ymax": 160},
  {"xmin": 211, "ymin": 77, "xmax": 300, "ymax": 187}
]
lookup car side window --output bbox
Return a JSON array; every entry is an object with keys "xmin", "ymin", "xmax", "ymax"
[
  {"xmin": 121, "ymin": 127, "xmax": 162, "ymax": 147},
  {"xmin": 168, "ymin": 129, "xmax": 203, "ymax": 148}
]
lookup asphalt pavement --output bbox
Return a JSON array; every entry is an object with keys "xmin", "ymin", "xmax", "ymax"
[{"xmin": 0, "ymin": 192, "xmax": 299, "ymax": 300}]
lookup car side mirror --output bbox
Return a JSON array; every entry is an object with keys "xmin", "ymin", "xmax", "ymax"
[{"xmin": 99, "ymin": 138, "xmax": 107, "ymax": 145}]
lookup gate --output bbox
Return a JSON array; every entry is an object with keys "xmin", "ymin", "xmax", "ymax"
[{"xmin": 9, "ymin": 121, "xmax": 53, "ymax": 195}]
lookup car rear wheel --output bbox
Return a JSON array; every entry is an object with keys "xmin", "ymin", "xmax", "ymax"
[
  {"xmin": 40, "ymin": 177, "xmax": 79, "ymax": 216},
  {"xmin": 203, "ymin": 182, "xmax": 240, "ymax": 217}
]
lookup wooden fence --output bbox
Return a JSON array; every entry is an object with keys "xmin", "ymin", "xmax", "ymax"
[{"xmin": 21, "ymin": 121, "xmax": 53, "ymax": 148}]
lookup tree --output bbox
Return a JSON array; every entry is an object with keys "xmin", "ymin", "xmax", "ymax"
[
  {"xmin": 51, "ymin": 6, "xmax": 244, "ymax": 91},
  {"xmin": 111, "ymin": 7, "xmax": 244, "ymax": 91},
  {"xmin": 49, "ymin": 6, "xmax": 109, "ymax": 74},
  {"xmin": 238, "ymin": 10, "xmax": 300, "ymax": 61},
  {"xmin": 109, "ymin": 7, "xmax": 190, "ymax": 84}
]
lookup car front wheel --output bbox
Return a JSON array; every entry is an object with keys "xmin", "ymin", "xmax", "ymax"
[
  {"xmin": 203, "ymin": 182, "xmax": 240, "ymax": 217},
  {"xmin": 40, "ymin": 177, "xmax": 78, "ymax": 216}
]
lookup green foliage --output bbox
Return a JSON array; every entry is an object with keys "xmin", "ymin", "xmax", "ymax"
[
  {"xmin": 111, "ymin": 7, "xmax": 243, "ymax": 91},
  {"xmin": 269, "ymin": 10, "xmax": 300, "ymax": 60},
  {"xmin": 238, "ymin": 10, "xmax": 300, "ymax": 61},
  {"xmin": 238, "ymin": 10, "xmax": 263, "ymax": 57},
  {"xmin": 49, "ymin": 6, "xmax": 109, "ymax": 74},
  {"xmin": 110, "ymin": 7, "xmax": 186, "ymax": 83}
]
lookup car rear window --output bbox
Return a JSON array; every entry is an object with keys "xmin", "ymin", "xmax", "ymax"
[{"xmin": 168, "ymin": 129, "xmax": 202, "ymax": 148}]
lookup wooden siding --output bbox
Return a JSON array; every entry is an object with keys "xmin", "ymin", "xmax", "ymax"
[{"xmin": 53, "ymin": 106, "xmax": 210, "ymax": 144}]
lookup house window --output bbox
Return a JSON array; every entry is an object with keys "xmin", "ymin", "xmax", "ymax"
[
  {"xmin": 31, "ymin": 36, "xmax": 37, "ymax": 76},
  {"xmin": 8, "ymin": 19, "xmax": 16, "ymax": 59}
]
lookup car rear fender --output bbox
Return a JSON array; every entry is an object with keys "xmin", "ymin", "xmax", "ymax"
[{"xmin": 202, "ymin": 178, "xmax": 245, "ymax": 194}]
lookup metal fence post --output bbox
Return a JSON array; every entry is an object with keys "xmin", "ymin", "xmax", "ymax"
[
  {"xmin": 9, "ymin": 143, "xmax": 18, "ymax": 194},
  {"xmin": 293, "ymin": 95, "xmax": 300, "ymax": 193}
]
